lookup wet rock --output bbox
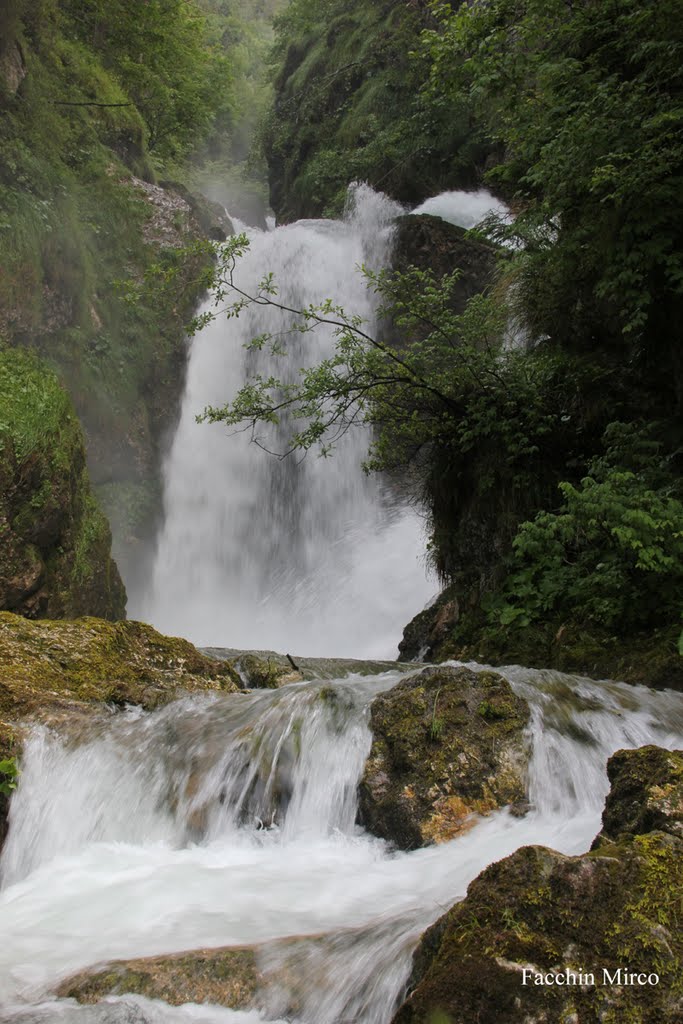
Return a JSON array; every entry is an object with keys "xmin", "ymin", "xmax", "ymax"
[
  {"xmin": 597, "ymin": 745, "xmax": 683, "ymax": 843},
  {"xmin": 58, "ymin": 947, "xmax": 260, "ymax": 1008},
  {"xmin": 0, "ymin": 612, "xmax": 242, "ymax": 729},
  {"xmin": 398, "ymin": 586, "xmax": 459, "ymax": 662},
  {"xmin": 358, "ymin": 666, "xmax": 529, "ymax": 849},
  {"xmin": 392, "ymin": 214, "xmax": 497, "ymax": 317},
  {"xmin": 233, "ymin": 653, "xmax": 303, "ymax": 689},
  {"xmin": 392, "ymin": 831, "xmax": 683, "ymax": 1024}
]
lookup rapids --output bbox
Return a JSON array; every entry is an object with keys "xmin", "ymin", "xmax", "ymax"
[{"xmin": 1, "ymin": 664, "xmax": 682, "ymax": 1024}]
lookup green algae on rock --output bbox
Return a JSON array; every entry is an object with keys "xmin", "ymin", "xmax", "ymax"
[
  {"xmin": 358, "ymin": 665, "xmax": 529, "ymax": 849},
  {"xmin": 0, "ymin": 348, "xmax": 126, "ymax": 622},
  {"xmin": 58, "ymin": 947, "xmax": 260, "ymax": 1009}
]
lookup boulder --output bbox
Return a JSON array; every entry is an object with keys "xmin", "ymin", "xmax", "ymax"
[
  {"xmin": 358, "ymin": 666, "xmax": 530, "ymax": 849},
  {"xmin": 0, "ymin": 613, "xmax": 241, "ymax": 723},
  {"xmin": 58, "ymin": 947, "xmax": 259, "ymax": 1009},
  {"xmin": 391, "ymin": 747, "xmax": 683, "ymax": 1024}
]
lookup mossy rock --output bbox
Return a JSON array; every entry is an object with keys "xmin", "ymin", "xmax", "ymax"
[
  {"xmin": 597, "ymin": 746, "xmax": 683, "ymax": 844},
  {"xmin": 393, "ymin": 834, "xmax": 683, "ymax": 1024},
  {"xmin": 233, "ymin": 653, "xmax": 303, "ymax": 689},
  {"xmin": 0, "ymin": 611, "xmax": 241, "ymax": 723},
  {"xmin": 358, "ymin": 666, "xmax": 529, "ymax": 849},
  {"xmin": 392, "ymin": 216, "xmax": 497, "ymax": 318},
  {"xmin": 0, "ymin": 348, "xmax": 126, "ymax": 621},
  {"xmin": 58, "ymin": 947, "xmax": 260, "ymax": 1008}
]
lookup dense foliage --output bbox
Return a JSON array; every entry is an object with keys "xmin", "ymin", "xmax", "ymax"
[
  {"xmin": 263, "ymin": 0, "xmax": 491, "ymax": 220},
  {"xmin": 425, "ymin": 0, "xmax": 683, "ymax": 395}
]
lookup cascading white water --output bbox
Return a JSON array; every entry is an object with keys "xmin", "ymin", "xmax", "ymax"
[
  {"xmin": 1, "ymin": 665, "xmax": 682, "ymax": 1024},
  {"xmin": 135, "ymin": 185, "xmax": 434, "ymax": 656}
]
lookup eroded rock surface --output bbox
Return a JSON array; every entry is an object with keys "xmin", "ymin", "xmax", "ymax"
[{"xmin": 358, "ymin": 666, "xmax": 529, "ymax": 848}]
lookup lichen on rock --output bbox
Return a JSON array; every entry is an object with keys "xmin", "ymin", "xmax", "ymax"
[{"xmin": 358, "ymin": 665, "xmax": 530, "ymax": 849}]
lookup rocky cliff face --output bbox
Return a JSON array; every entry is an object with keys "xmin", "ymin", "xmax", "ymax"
[{"xmin": 0, "ymin": 348, "xmax": 126, "ymax": 623}]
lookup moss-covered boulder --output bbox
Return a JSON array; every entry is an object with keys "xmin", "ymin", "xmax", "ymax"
[
  {"xmin": 358, "ymin": 666, "xmax": 529, "ymax": 849},
  {"xmin": 391, "ymin": 747, "xmax": 683, "ymax": 1024},
  {"xmin": 0, "ymin": 612, "xmax": 241, "ymax": 725},
  {"xmin": 392, "ymin": 832, "xmax": 683, "ymax": 1024},
  {"xmin": 597, "ymin": 745, "xmax": 683, "ymax": 843},
  {"xmin": 58, "ymin": 947, "xmax": 260, "ymax": 1009},
  {"xmin": 0, "ymin": 348, "xmax": 126, "ymax": 621}
]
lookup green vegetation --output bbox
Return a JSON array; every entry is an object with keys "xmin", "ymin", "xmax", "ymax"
[
  {"xmin": 0, "ymin": 347, "xmax": 126, "ymax": 620},
  {"xmin": 0, "ymin": 757, "xmax": 19, "ymax": 798},
  {"xmin": 0, "ymin": 0, "xmax": 281, "ymax": 591},
  {"xmin": 264, "ymin": 0, "xmax": 490, "ymax": 221}
]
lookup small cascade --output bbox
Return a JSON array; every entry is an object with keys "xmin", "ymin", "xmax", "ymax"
[{"xmin": 1, "ymin": 666, "xmax": 682, "ymax": 1023}]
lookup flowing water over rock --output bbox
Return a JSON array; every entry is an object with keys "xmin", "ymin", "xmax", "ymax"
[
  {"xmin": 135, "ymin": 186, "xmax": 435, "ymax": 657},
  {"xmin": 1, "ymin": 666, "xmax": 682, "ymax": 1024}
]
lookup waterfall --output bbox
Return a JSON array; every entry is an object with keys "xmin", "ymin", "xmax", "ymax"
[
  {"xmin": 1, "ymin": 666, "xmax": 682, "ymax": 1023},
  {"xmin": 135, "ymin": 185, "xmax": 435, "ymax": 656}
]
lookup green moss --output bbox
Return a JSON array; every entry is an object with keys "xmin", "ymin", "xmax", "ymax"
[
  {"xmin": 0, "ymin": 10, "xmax": 217, "ymax": 571},
  {"xmin": 394, "ymin": 818, "xmax": 683, "ymax": 1024},
  {"xmin": 266, "ymin": 0, "xmax": 487, "ymax": 221},
  {"xmin": 0, "ymin": 611, "xmax": 241, "ymax": 719}
]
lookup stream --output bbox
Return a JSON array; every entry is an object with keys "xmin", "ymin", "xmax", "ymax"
[{"xmin": 1, "ymin": 664, "xmax": 682, "ymax": 1023}]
